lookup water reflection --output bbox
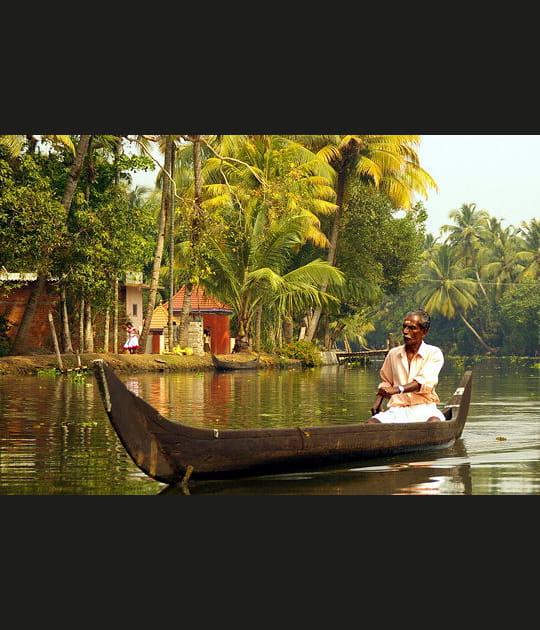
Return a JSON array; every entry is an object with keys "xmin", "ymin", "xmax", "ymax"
[
  {"xmin": 161, "ymin": 441, "xmax": 473, "ymax": 495},
  {"xmin": 0, "ymin": 357, "xmax": 538, "ymax": 495}
]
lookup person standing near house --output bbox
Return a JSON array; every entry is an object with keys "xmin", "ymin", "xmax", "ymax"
[{"xmin": 123, "ymin": 322, "xmax": 140, "ymax": 354}]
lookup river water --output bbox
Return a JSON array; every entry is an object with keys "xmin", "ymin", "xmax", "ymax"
[{"xmin": 0, "ymin": 357, "xmax": 538, "ymax": 495}]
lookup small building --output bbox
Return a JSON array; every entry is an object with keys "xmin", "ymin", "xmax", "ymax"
[
  {"xmin": 118, "ymin": 271, "xmax": 148, "ymax": 335},
  {"xmin": 0, "ymin": 269, "xmax": 148, "ymax": 354},
  {"xmin": 148, "ymin": 305, "xmax": 178, "ymax": 354},
  {"xmin": 150, "ymin": 285, "xmax": 234, "ymax": 355}
]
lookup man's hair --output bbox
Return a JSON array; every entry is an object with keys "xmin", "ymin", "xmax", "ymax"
[{"xmin": 405, "ymin": 309, "xmax": 431, "ymax": 331}]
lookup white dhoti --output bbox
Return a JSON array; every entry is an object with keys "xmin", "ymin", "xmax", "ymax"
[{"xmin": 372, "ymin": 403, "xmax": 446, "ymax": 423}]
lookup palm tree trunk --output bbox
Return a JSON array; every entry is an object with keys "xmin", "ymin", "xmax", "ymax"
[
  {"xmin": 178, "ymin": 282, "xmax": 193, "ymax": 347},
  {"xmin": 475, "ymin": 269, "xmax": 488, "ymax": 299},
  {"xmin": 177, "ymin": 136, "xmax": 203, "ymax": 348},
  {"xmin": 139, "ymin": 136, "xmax": 172, "ymax": 353},
  {"xmin": 303, "ymin": 170, "xmax": 346, "ymax": 344},
  {"xmin": 60, "ymin": 287, "xmax": 74, "ymax": 353},
  {"xmin": 167, "ymin": 144, "xmax": 176, "ymax": 351},
  {"xmin": 84, "ymin": 299, "xmax": 94, "ymax": 352},
  {"xmin": 113, "ymin": 277, "xmax": 119, "ymax": 353},
  {"xmin": 283, "ymin": 315, "xmax": 294, "ymax": 344},
  {"xmin": 79, "ymin": 297, "xmax": 85, "ymax": 352},
  {"xmin": 254, "ymin": 304, "xmax": 262, "ymax": 351},
  {"xmin": 103, "ymin": 308, "xmax": 110, "ymax": 352},
  {"xmin": 458, "ymin": 312, "xmax": 494, "ymax": 353}
]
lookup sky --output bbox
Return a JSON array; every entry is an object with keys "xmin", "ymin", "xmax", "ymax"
[
  {"xmin": 131, "ymin": 134, "xmax": 540, "ymax": 236},
  {"xmin": 416, "ymin": 134, "xmax": 539, "ymax": 235}
]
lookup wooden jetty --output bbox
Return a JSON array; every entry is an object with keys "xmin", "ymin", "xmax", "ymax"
[{"xmin": 335, "ymin": 349, "xmax": 388, "ymax": 364}]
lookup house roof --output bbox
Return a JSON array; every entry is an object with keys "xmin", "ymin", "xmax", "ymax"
[
  {"xmin": 149, "ymin": 305, "xmax": 178, "ymax": 330},
  {"xmin": 164, "ymin": 285, "xmax": 233, "ymax": 314},
  {"xmin": 0, "ymin": 271, "xmax": 57, "ymax": 282}
]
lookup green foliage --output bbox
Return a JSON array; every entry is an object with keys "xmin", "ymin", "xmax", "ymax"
[
  {"xmin": 338, "ymin": 183, "xmax": 427, "ymax": 295},
  {"xmin": 278, "ymin": 340, "xmax": 322, "ymax": 367},
  {"xmin": 0, "ymin": 154, "xmax": 67, "ymax": 271},
  {"xmin": 498, "ymin": 281, "xmax": 540, "ymax": 355},
  {"xmin": 36, "ymin": 368, "xmax": 61, "ymax": 377},
  {"xmin": 116, "ymin": 153, "xmax": 155, "ymax": 185}
]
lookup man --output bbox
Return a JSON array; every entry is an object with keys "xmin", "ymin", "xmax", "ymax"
[{"xmin": 367, "ymin": 309, "xmax": 446, "ymax": 423}]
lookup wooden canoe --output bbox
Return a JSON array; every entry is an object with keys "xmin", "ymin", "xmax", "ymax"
[
  {"xmin": 92, "ymin": 359, "xmax": 472, "ymax": 486},
  {"xmin": 211, "ymin": 352, "xmax": 261, "ymax": 370}
]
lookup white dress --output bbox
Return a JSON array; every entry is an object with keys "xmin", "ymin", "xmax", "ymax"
[{"xmin": 123, "ymin": 328, "xmax": 139, "ymax": 350}]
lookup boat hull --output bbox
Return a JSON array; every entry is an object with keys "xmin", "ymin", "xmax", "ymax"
[
  {"xmin": 211, "ymin": 352, "xmax": 261, "ymax": 370},
  {"xmin": 93, "ymin": 360, "xmax": 471, "ymax": 484}
]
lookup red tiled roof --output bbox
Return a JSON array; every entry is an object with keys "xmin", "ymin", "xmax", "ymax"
[{"xmin": 164, "ymin": 285, "xmax": 233, "ymax": 314}]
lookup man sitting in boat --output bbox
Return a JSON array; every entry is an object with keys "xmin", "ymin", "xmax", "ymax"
[{"xmin": 367, "ymin": 309, "xmax": 447, "ymax": 424}]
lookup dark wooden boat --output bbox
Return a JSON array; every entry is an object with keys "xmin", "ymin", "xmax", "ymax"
[
  {"xmin": 92, "ymin": 359, "xmax": 472, "ymax": 486},
  {"xmin": 211, "ymin": 352, "xmax": 261, "ymax": 370}
]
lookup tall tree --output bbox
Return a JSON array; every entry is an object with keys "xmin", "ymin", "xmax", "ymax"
[
  {"xmin": 287, "ymin": 135, "xmax": 438, "ymax": 342},
  {"xmin": 204, "ymin": 192, "xmax": 344, "ymax": 351},
  {"xmin": 415, "ymin": 243, "xmax": 494, "ymax": 352},
  {"xmin": 442, "ymin": 202, "xmax": 490, "ymax": 299},
  {"xmin": 138, "ymin": 136, "xmax": 173, "ymax": 353},
  {"xmin": 10, "ymin": 135, "xmax": 91, "ymax": 355},
  {"xmin": 177, "ymin": 135, "xmax": 204, "ymax": 348},
  {"xmin": 167, "ymin": 143, "xmax": 176, "ymax": 351},
  {"xmin": 480, "ymin": 223, "xmax": 526, "ymax": 300},
  {"xmin": 518, "ymin": 218, "xmax": 540, "ymax": 281}
]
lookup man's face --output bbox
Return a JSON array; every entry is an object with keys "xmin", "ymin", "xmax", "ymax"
[{"xmin": 402, "ymin": 314, "xmax": 427, "ymax": 347}]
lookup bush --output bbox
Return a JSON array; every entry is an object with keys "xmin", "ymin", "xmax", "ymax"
[{"xmin": 279, "ymin": 340, "xmax": 321, "ymax": 367}]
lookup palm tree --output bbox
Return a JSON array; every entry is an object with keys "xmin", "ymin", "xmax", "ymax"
[
  {"xmin": 518, "ymin": 218, "xmax": 540, "ymax": 280},
  {"xmin": 415, "ymin": 243, "xmax": 494, "ymax": 352},
  {"xmin": 181, "ymin": 134, "xmax": 339, "ymax": 349},
  {"xmin": 0, "ymin": 135, "xmax": 75, "ymax": 158},
  {"xmin": 442, "ymin": 202, "xmax": 490, "ymax": 299},
  {"xmin": 480, "ymin": 223, "xmax": 527, "ymax": 300},
  {"xmin": 287, "ymin": 135, "xmax": 438, "ymax": 343},
  {"xmin": 138, "ymin": 135, "xmax": 175, "ymax": 354},
  {"xmin": 204, "ymin": 194, "xmax": 345, "ymax": 351},
  {"xmin": 174, "ymin": 135, "xmax": 205, "ymax": 349},
  {"xmin": 202, "ymin": 135, "xmax": 337, "ymax": 251}
]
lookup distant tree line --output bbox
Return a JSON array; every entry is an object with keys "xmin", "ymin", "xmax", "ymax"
[{"xmin": 366, "ymin": 203, "xmax": 539, "ymax": 356}]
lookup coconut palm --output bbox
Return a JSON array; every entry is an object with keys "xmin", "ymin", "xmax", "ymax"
[
  {"xmin": 442, "ymin": 202, "xmax": 492, "ymax": 300},
  {"xmin": 441, "ymin": 202, "xmax": 490, "ymax": 253},
  {"xmin": 176, "ymin": 135, "xmax": 340, "ymax": 348},
  {"xmin": 286, "ymin": 135, "xmax": 438, "ymax": 343},
  {"xmin": 138, "ymin": 135, "xmax": 175, "ymax": 354},
  {"xmin": 518, "ymin": 218, "xmax": 540, "ymax": 280},
  {"xmin": 415, "ymin": 243, "xmax": 494, "ymax": 352},
  {"xmin": 204, "ymin": 193, "xmax": 345, "ymax": 351},
  {"xmin": 480, "ymin": 223, "xmax": 527, "ymax": 299},
  {"xmin": 202, "ymin": 135, "xmax": 337, "ymax": 250},
  {"xmin": 0, "ymin": 134, "xmax": 75, "ymax": 158}
]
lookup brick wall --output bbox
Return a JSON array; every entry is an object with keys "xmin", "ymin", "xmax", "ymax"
[{"xmin": 0, "ymin": 283, "xmax": 59, "ymax": 351}]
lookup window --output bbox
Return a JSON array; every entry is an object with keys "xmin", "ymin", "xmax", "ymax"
[{"xmin": 132, "ymin": 304, "xmax": 138, "ymax": 316}]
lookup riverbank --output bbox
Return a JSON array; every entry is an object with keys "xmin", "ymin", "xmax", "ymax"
[{"xmin": 0, "ymin": 350, "xmax": 299, "ymax": 375}]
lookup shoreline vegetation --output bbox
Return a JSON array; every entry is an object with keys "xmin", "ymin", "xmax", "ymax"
[
  {"xmin": 0, "ymin": 351, "xmax": 301, "ymax": 376},
  {"xmin": 1, "ymin": 350, "xmax": 537, "ymax": 377}
]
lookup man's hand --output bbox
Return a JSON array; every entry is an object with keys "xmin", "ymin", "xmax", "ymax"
[
  {"xmin": 377, "ymin": 384, "xmax": 396, "ymax": 398},
  {"xmin": 371, "ymin": 395, "xmax": 384, "ymax": 416}
]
